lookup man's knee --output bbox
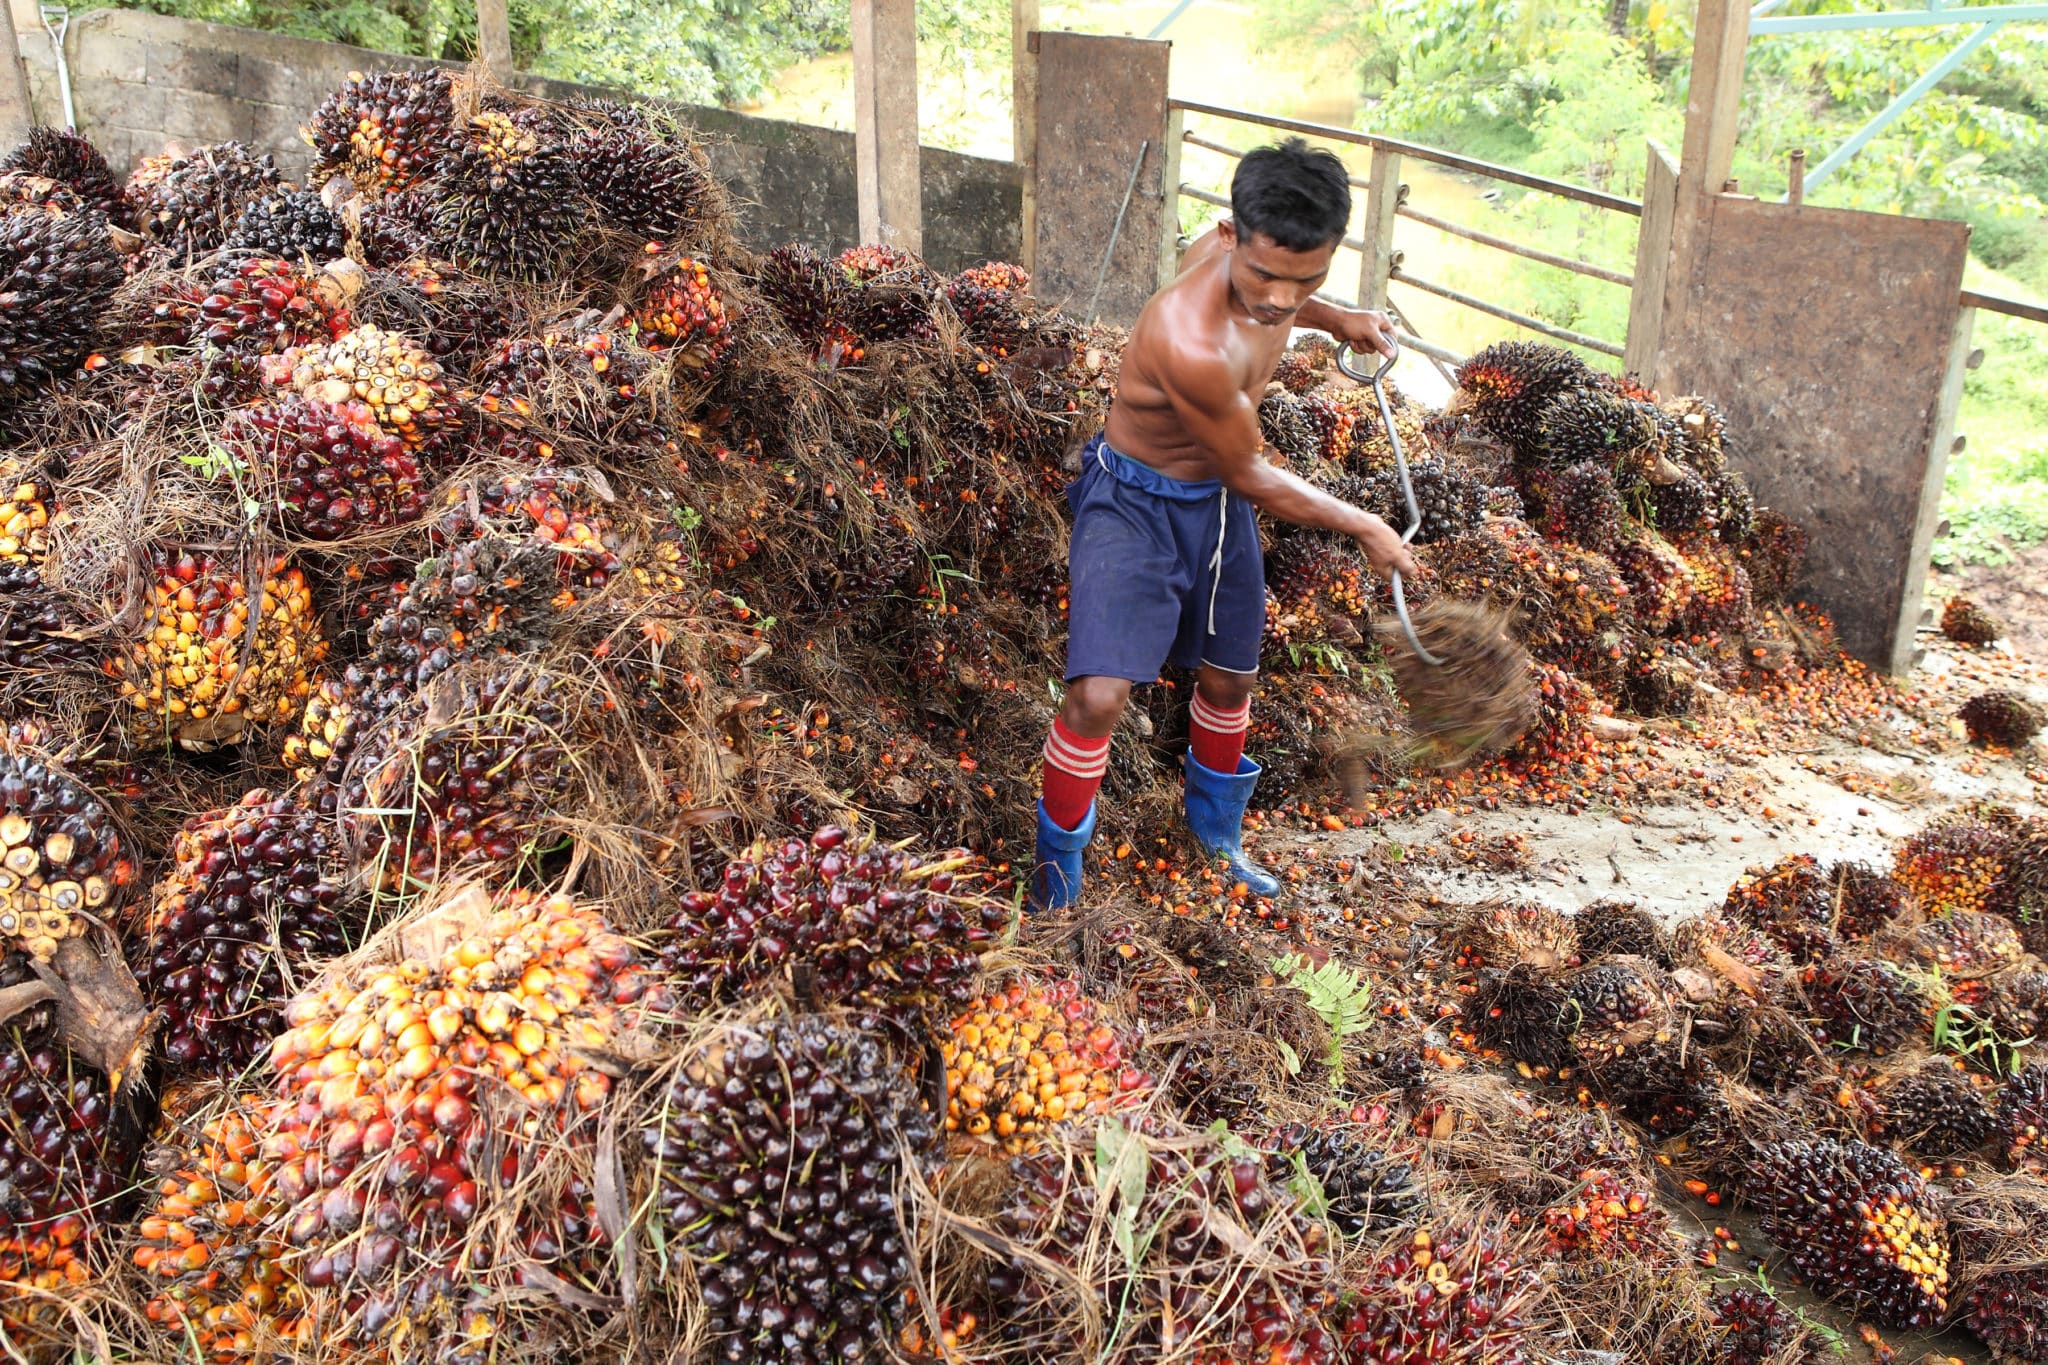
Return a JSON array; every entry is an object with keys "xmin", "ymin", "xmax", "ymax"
[
  {"xmin": 1195, "ymin": 667, "xmax": 1257, "ymax": 713},
  {"xmin": 1062, "ymin": 676, "xmax": 1132, "ymax": 736}
]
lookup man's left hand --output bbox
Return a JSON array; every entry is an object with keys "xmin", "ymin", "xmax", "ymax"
[{"xmin": 1331, "ymin": 308, "xmax": 1399, "ymax": 359}]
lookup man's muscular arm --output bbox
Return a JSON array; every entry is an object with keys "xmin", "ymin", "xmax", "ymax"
[{"xmin": 1160, "ymin": 347, "xmax": 1416, "ymax": 577}]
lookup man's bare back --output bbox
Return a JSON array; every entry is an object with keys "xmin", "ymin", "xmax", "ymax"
[{"xmin": 1105, "ymin": 231, "xmax": 1292, "ymax": 482}]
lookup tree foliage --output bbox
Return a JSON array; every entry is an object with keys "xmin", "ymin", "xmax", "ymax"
[{"xmin": 85, "ymin": 0, "xmax": 848, "ymax": 105}]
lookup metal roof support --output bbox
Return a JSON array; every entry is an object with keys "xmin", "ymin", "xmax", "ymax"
[
  {"xmin": 1750, "ymin": 2, "xmax": 2048, "ymax": 32},
  {"xmin": 1794, "ymin": 19, "xmax": 2006, "ymax": 196}
]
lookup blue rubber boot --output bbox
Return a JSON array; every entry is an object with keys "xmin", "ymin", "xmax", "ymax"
[
  {"xmin": 1030, "ymin": 799, "xmax": 1096, "ymax": 912},
  {"xmin": 1183, "ymin": 750, "xmax": 1282, "ymax": 898}
]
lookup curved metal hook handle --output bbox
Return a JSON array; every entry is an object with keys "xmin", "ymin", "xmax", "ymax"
[{"xmin": 1334, "ymin": 335, "xmax": 1444, "ymax": 666}]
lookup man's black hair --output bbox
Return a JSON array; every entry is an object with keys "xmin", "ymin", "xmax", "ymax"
[{"xmin": 1230, "ymin": 137, "xmax": 1352, "ymax": 253}]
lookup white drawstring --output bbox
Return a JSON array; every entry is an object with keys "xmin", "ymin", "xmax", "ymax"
[{"xmin": 1207, "ymin": 490, "xmax": 1226, "ymax": 636}]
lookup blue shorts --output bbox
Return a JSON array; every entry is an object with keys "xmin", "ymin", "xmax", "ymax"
[{"xmin": 1064, "ymin": 435, "xmax": 1264, "ymax": 684}]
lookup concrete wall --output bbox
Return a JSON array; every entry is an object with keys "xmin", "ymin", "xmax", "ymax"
[{"xmin": 11, "ymin": 6, "xmax": 1021, "ymax": 273}]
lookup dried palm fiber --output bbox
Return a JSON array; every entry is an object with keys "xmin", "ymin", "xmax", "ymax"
[{"xmin": 1378, "ymin": 597, "xmax": 1538, "ymax": 768}]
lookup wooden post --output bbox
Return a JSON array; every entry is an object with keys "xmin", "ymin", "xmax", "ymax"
[
  {"xmin": 1659, "ymin": 0, "xmax": 1749, "ymax": 392},
  {"xmin": 476, "ymin": 0, "xmax": 514, "ymax": 76},
  {"xmin": 1360, "ymin": 146, "xmax": 1402, "ymax": 311},
  {"xmin": 1013, "ymin": 0, "xmax": 1038, "ymax": 270},
  {"xmin": 1786, "ymin": 148, "xmax": 1806, "ymax": 205},
  {"xmin": 1623, "ymin": 139, "xmax": 1679, "ymax": 381},
  {"xmin": 851, "ymin": 0, "xmax": 922, "ymax": 253},
  {"xmin": 0, "ymin": 0, "xmax": 34, "ymax": 150},
  {"xmin": 1154, "ymin": 104, "xmax": 1185, "ymax": 288},
  {"xmin": 1893, "ymin": 304, "xmax": 1976, "ymax": 673}
]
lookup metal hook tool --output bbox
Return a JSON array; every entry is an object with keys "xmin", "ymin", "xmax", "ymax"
[{"xmin": 1336, "ymin": 336, "xmax": 1444, "ymax": 665}]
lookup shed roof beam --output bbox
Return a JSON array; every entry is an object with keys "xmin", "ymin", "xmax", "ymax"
[
  {"xmin": 1751, "ymin": 3, "xmax": 2046, "ymax": 32},
  {"xmin": 1794, "ymin": 19, "xmax": 2005, "ymax": 195}
]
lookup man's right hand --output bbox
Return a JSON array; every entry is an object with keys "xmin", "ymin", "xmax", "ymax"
[{"xmin": 1353, "ymin": 512, "xmax": 1417, "ymax": 579}]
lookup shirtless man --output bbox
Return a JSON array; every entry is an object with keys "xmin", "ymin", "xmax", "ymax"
[{"xmin": 1032, "ymin": 137, "xmax": 1417, "ymax": 911}]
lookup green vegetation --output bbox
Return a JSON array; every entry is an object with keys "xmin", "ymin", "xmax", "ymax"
[
  {"xmin": 1257, "ymin": 0, "xmax": 2048, "ymax": 565},
  {"xmin": 84, "ymin": 0, "xmax": 1002, "ymax": 107}
]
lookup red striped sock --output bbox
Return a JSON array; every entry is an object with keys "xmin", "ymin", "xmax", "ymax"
[
  {"xmin": 1041, "ymin": 717, "xmax": 1110, "ymax": 830},
  {"xmin": 1189, "ymin": 691, "xmax": 1251, "ymax": 774}
]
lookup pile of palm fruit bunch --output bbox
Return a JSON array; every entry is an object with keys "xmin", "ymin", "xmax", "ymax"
[
  {"xmin": 1356, "ymin": 799, "xmax": 2048, "ymax": 1364},
  {"xmin": 0, "ymin": 59, "xmax": 2017, "ymax": 1364}
]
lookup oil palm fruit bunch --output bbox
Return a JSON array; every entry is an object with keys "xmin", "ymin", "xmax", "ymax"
[
  {"xmin": 1708, "ymin": 1285, "xmax": 1822, "ymax": 1365},
  {"xmin": 1896, "ymin": 909, "xmax": 2026, "ymax": 978},
  {"xmin": 1746, "ymin": 1138, "xmax": 1950, "ymax": 1328},
  {"xmin": 107, "ymin": 550, "xmax": 326, "ymax": 750},
  {"xmin": 1644, "ymin": 469, "xmax": 1717, "ymax": 534},
  {"xmin": 1561, "ymin": 958, "xmax": 1667, "ymax": 1042},
  {"xmin": 132, "ymin": 1089, "xmax": 307, "ymax": 1360},
  {"xmin": 0, "ymin": 196, "xmax": 124, "ymax": 398},
  {"xmin": 1540, "ymin": 1167, "xmax": 1672, "ymax": 1263},
  {"xmin": 134, "ymin": 790, "xmax": 351, "ymax": 1072},
  {"xmin": 0, "ymin": 982, "xmax": 124, "ymax": 1340},
  {"xmin": 1610, "ymin": 528, "xmax": 1692, "ymax": 634},
  {"xmin": 1359, "ymin": 458, "xmax": 1485, "ymax": 544},
  {"xmin": 1961, "ymin": 1264, "xmax": 2048, "ymax": 1365},
  {"xmin": 1894, "ymin": 809, "xmax": 2013, "ymax": 917},
  {"xmin": 1448, "ymin": 899, "xmax": 1579, "ymax": 972},
  {"xmin": 342, "ymin": 535, "xmax": 562, "ymax": 719},
  {"xmin": 0, "ymin": 458, "xmax": 66, "ymax": 579},
  {"xmin": 631, "ymin": 252, "xmax": 733, "ymax": 369},
  {"xmin": 946, "ymin": 260, "xmax": 1031, "ymax": 353},
  {"xmin": 264, "ymin": 887, "xmax": 655, "ymax": 1348},
  {"xmin": 1707, "ymin": 469, "xmax": 1756, "ymax": 544},
  {"xmin": 340, "ymin": 665, "xmax": 583, "ymax": 892},
  {"xmin": 220, "ymin": 395, "xmax": 427, "ymax": 541},
  {"xmin": 1874, "ymin": 1061, "xmax": 1994, "ymax": 1158},
  {"xmin": 194, "ymin": 257, "xmax": 354, "ymax": 357},
  {"xmin": 352, "ymin": 186, "xmax": 440, "ymax": 267},
  {"xmin": 644, "ymin": 1011, "xmax": 938, "ymax": 1365},
  {"xmin": 1272, "ymin": 335, "xmax": 1334, "ymax": 392},
  {"xmin": 758, "ymin": 242, "xmax": 860, "ymax": 364},
  {"xmin": 433, "ymin": 465, "xmax": 624, "ymax": 591},
  {"xmin": 1260, "ymin": 390, "xmax": 1322, "ymax": 466},
  {"xmin": 266, "ymin": 323, "xmax": 459, "ymax": 449},
  {"xmin": 0, "ymin": 749, "xmax": 133, "ymax": 963},
  {"xmin": 1960, "ymin": 689, "xmax": 2044, "ymax": 748},
  {"xmin": 661, "ymin": 824, "xmax": 1008, "ymax": 1024},
  {"xmin": 1335, "ymin": 1222, "xmax": 1538, "ymax": 1365},
  {"xmin": 1671, "ymin": 532, "xmax": 1753, "ymax": 636},
  {"xmin": 1740, "ymin": 509, "xmax": 1808, "ymax": 606},
  {"xmin": 1941, "ymin": 594, "xmax": 2003, "ymax": 646},
  {"xmin": 427, "ymin": 107, "xmax": 587, "ymax": 281},
  {"xmin": 1723, "ymin": 855, "xmax": 1838, "ymax": 964},
  {"xmin": 127, "ymin": 141, "xmax": 282, "ymax": 259},
  {"xmin": 359, "ymin": 260, "xmax": 520, "ymax": 370},
  {"xmin": 1538, "ymin": 459, "xmax": 1623, "ymax": 553},
  {"xmin": 1802, "ymin": 954, "xmax": 1921, "ymax": 1053},
  {"xmin": 1823, "ymin": 862, "xmax": 1906, "ymax": 942},
  {"xmin": 0, "ymin": 582, "xmax": 97, "ymax": 678},
  {"xmin": 992, "ymin": 1123, "xmax": 1338, "ymax": 1364},
  {"xmin": 1, "ymin": 127, "xmax": 126, "ymax": 225},
  {"xmin": 470, "ymin": 329, "xmax": 666, "ymax": 447},
  {"xmin": 1299, "ymin": 391, "xmax": 1357, "ymax": 463},
  {"xmin": 1575, "ymin": 899, "xmax": 1670, "ymax": 966},
  {"xmin": 1526, "ymin": 384, "xmax": 1656, "ymax": 474},
  {"xmin": 1452, "ymin": 340, "xmax": 1595, "ymax": 456},
  {"xmin": 565, "ymin": 98, "xmax": 710, "ymax": 241},
  {"xmin": 836, "ymin": 243, "xmax": 940, "ymax": 343},
  {"xmin": 225, "ymin": 188, "xmax": 348, "ymax": 262},
  {"xmin": 304, "ymin": 67, "xmax": 461, "ymax": 196},
  {"xmin": 1267, "ymin": 1122, "xmax": 1425, "ymax": 1236},
  {"xmin": 941, "ymin": 976, "xmax": 1148, "ymax": 1151},
  {"xmin": 1658, "ymin": 394, "xmax": 1726, "ymax": 471},
  {"xmin": 1994, "ymin": 1065, "xmax": 2046, "ymax": 1168},
  {"xmin": 1469, "ymin": 963, "xmax": 1579, "ymax": 1070}
]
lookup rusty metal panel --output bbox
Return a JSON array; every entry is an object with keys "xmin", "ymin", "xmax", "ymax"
[
  {"xmin": 1660, "ymin": 194, "xmax": 1969, "ymax": 672},
  {"xmin": 1029, "ymin": 32, "xmax": 1172, "ymax": 327}
]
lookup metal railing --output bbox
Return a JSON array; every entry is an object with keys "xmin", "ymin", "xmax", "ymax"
[{"xmin": 1163, "ymin": 100, "xmax": 1643, "ymax": 365}]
